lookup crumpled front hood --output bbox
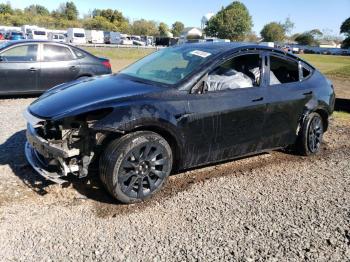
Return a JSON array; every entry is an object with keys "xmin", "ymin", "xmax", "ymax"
[{"xmin": 28, "ymin": 74, "xmax": 164, "ymax": 119}]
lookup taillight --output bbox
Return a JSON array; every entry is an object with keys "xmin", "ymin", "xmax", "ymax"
[{"xmin": 102, "ymin": 60, "xmax": 111, "ymax": 69}]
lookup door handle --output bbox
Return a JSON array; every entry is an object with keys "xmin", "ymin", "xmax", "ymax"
[
  {"xmin": 252, "ymin": 97, "xmax": 264, "ymax": 102},
  {"xmin": 70, "ymin": 66, "xmax": 77, "ymax": 71},
  {"xmin": 303, "ymin": 91, "xmax": 313, "ymax": 96},
  {"xmin": 28, "ymin": 67, "xmax": 37, "ymax": 72}
]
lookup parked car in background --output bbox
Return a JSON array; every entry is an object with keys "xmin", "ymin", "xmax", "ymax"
[
  {"xmin": 86, "ymin": 30, "xmax": 104, "ymax": 44},
  {"xmin": 23, "ymin": 43, "xmax": 335, "ymax": 203},
  {"xmin": 28, "ymin": 28, "xmax": 48, "ymax": 40},
  {"xmin": 48, "ymin": 33, "xmax": 66, "ymax": 43},
  {"xmin": 0, "ymin": 32, "xmax": 4, "ymax": 40},
  {"xmin": 7, "ymin": 31, "xmax": 25, "ymax": 40},
  {"xmin": 0, "ymin": 40, "xmax": 112, "ymax": 95},
  {"xmin": 67, "ymin": 28, "xmax": 86, "ymax": 44}
]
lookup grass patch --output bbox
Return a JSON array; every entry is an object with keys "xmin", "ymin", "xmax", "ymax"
[
  {"xmin": 82, "ymin": 47, "xmax": 155, "ymax": 72},
  {"xmin": 299, "ymin": 54, "xmax": 350, "ymax": 79},
  {"xmin": 83, "ymin": 47, "xmax": 154, "ymax": 60},
  {"xmin": 333, "ymin": 111, "xmax": 350, "ymax": 119}
]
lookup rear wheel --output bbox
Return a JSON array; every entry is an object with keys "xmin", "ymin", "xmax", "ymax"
[
  {"xmin": 99, "ymin": 131, "xmax": 173, "ymax": 203},
  {"xmin": 295, "ymin": 112, "xmax": 324, "ymax": 156}
]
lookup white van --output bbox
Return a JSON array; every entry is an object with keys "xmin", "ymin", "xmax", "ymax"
[
  {"xmin": 28, "ymin": 28, "xmax": 48, "ymax": 40},
  {"xmin": 110, "ymin": 32, "xmax": 122, "ymax": 44},
  {"xmin": 48, "ymin": 32, "xmax": 66, "ymax": 42},
  {"xmin": 67, "ymin": 28, "xmax": 86, "ymax": 44},
  {"xmin": 86, "ymin": 30, "xmax": 104, "ymax": 44}
]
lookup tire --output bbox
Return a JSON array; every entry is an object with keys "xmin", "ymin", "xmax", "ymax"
[
  {"xmin": 295, "ymin": 112, "xmax": 324, "ymax": 156},
  {"xmin": 99, "ymin": 131, "xmax": 173, "ymax": 203}
]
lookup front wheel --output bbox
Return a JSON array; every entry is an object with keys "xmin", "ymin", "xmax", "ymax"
[
  {"xmin": 99, "ymin": 131, "xmax": 173, "ymax": 203},
  {"xmin": 295, "ymin": 112, "xmax": 324, "ymax": 156}
]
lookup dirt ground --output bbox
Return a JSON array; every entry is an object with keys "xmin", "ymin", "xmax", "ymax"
[
  {"xmin": 331, "ymin": 77, "xmax": 350, "ymax": 99},
  {"xmin": 0, "ymin": 98, "xmax": 349, "ymax": 261}
]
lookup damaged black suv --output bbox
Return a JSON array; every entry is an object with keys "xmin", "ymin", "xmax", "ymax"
[{"xmin": 24, "ymin": 43, "xmax": 335, "ymax": 203}]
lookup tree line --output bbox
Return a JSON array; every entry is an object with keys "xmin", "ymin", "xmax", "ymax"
[
  {"xmin": 0, "ymin": 1, "xmax": 349, "ymax": 48},
  {"xmin": 0, "ymin": 2, "xmax": 185, "ymax": 37}
]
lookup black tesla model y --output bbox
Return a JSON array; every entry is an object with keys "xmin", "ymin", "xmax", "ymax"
[{"xmin": 24, "ymin": 43, "xmax": 335, "ymax": 203}]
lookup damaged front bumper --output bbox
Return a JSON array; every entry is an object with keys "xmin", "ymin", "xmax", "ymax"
[
  {"xmin": 25, "ymin": 142, "xmax": 68, "ymax": 184},
  {"xmin": 25, "ymin": 123, "xmax": 81, "ymax": 184}
]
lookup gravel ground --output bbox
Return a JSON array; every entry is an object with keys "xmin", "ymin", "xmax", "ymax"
[{"xmin": 0, "ymin": 98, "xmax": 349, "ymax": 261}]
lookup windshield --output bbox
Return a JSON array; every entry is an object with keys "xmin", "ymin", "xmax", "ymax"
[
  {"xmin": 121, "ymin": 46, "xmax": 217, "ymax": 85},
  {"xmin": 12, "ymin": 32, "xmax": 23, "ymax": 36}
]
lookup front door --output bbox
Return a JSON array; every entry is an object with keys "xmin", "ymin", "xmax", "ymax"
[
  {"xmin": 0, "ymin": 43, "xmax": 39, "ymax": 94},
  {"xmin": 39, "ymin": 44, "xmax": 80, "ymax": 91},
  {"xmin": 180, "ymin": 52, "xmax": 267, "ymax": 168}
]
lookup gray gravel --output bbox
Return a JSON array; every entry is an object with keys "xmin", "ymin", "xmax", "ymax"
[{"xmin": 0, "ymin": 98, "xmax": 349, "ymax": 261}]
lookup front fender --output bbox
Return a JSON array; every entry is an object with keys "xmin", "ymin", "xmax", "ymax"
[{"xmin": 91, "ymin": 103, "xmax": 188, "ymax": 158}]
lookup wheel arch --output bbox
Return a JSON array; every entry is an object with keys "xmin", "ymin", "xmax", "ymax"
[
  {"xmin": 314, "ymin": 108, "xmax": 329, "ymax": 131},
  {"xmin": 95, "ymin": 124, "xmax": 183, "ymax": 173}
]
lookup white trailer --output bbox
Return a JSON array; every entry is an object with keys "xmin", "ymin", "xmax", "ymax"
[
  {"xmin": 67, "ymin": 28, "xmax": 86, "ymax": 44},
  {"xmin": 21, "ymin": 25, "xmax": 38, "ymax": 39},
  {"xmin": 85, "ymin": 30, "xmax": 104, "ymax": 44},
  {"xmin": 28, "ymin": 28, "xmax": 48, "ymax": 40}
]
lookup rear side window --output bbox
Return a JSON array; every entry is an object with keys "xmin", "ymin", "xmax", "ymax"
[
  {"xmin": 0, "ymin": 44, "xmax": 38, "ymax": 62},
  {"xmin": 43, "ymin": 44, "xmax": 73, "ymax": 62},
  {"xmin": 72, "ymin": 48, "xmax": 86, "ymax": 59},
  {"xmin": 302, "ymin": 67, "xmax": 311, "ymax": 79},
  {"xmin": 269, "ymin": 55, "xmax": 299, "ymax": 85}
]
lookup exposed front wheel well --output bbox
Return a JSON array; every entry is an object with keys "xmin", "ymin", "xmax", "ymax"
[{"xmin": 314, "ymin": 109, "xmax": 329, "ymax": 131}]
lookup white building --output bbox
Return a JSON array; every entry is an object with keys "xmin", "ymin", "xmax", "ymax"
[{"xmin": 180, "ymin": 27, "xmax": 203, "ymax": 39}]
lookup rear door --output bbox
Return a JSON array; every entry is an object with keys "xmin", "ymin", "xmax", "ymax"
[
  {"xmin": 0, "ymin": 43, "xmax": 39, "ymax": 94},
  {"xmin": 38, "ymin": 43, "xmax": 80, "ymax": 91},
  {"xmin": 262, "ymin": 53, "xmax": 311, "ymax": 149}
]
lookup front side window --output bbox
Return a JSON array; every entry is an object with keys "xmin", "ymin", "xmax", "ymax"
[
  {"xmin": 269, "ymin": 55, "xmax": 299, "ymax": 85},
  {"xmin": 121, "ymin": 46, "xmax": 218, "ymax": 85},
  {"xmin": 206, "ymin": 54, "xmax": 262, "ymax": 92},
  {"xmin": 0, "ymin": 44, "xmax": 38, "ymax": 62},
  {"xmin": 43, "ymin": 44, "xmax": 74, "ymax": 62}
]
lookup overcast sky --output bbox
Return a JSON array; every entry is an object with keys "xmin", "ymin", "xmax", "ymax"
[{"xmin": 7, "ymin": 0, "xmax": 350, "ymax": 36}]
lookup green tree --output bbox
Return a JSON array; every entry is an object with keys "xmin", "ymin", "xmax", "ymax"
[
  {"xmin": 83, "ymin": 16, "xmax": 114, "ymax": 31},
  {"xmin": 54, "ymin": 2, "xmax": 78, "ymax": 20},
  {"xmin": 158, "ymin": 22, "xmax": 169, "ymax": 37},
  {"xmin": 132, "ymin": 19, "xmax": 158, "ymax": 36},
  {"xmin": 65, "ymin": 2, "xmax": 78, "ymax": 20},
  {"xmin": 24, "ymin": 5, "xmax": 50, "ymax": 16},
  {"xmin": 260, "ymin": 22, "xmax": 285, "ymax": 42},
  {"xmin": 171, "ymin": 21, "xmax": 184, "ymax": 37},
  {"xmin": 281, "ymin": 17, "xmax": 294, "ymax": 35},
  {"xmin": 340, "ymin": 17, "xmax": 350, "ymax": 48},
  {"xmin": 0, "ymin": 3, "xmax": 13, "ymax": 14},
  {"xmin": 204, "ymin": 1, "xmax": 252, "ymax": 41},
  {"xmin": 295, "ymin": 32, "xmax": 318, "ymax": 46}
]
